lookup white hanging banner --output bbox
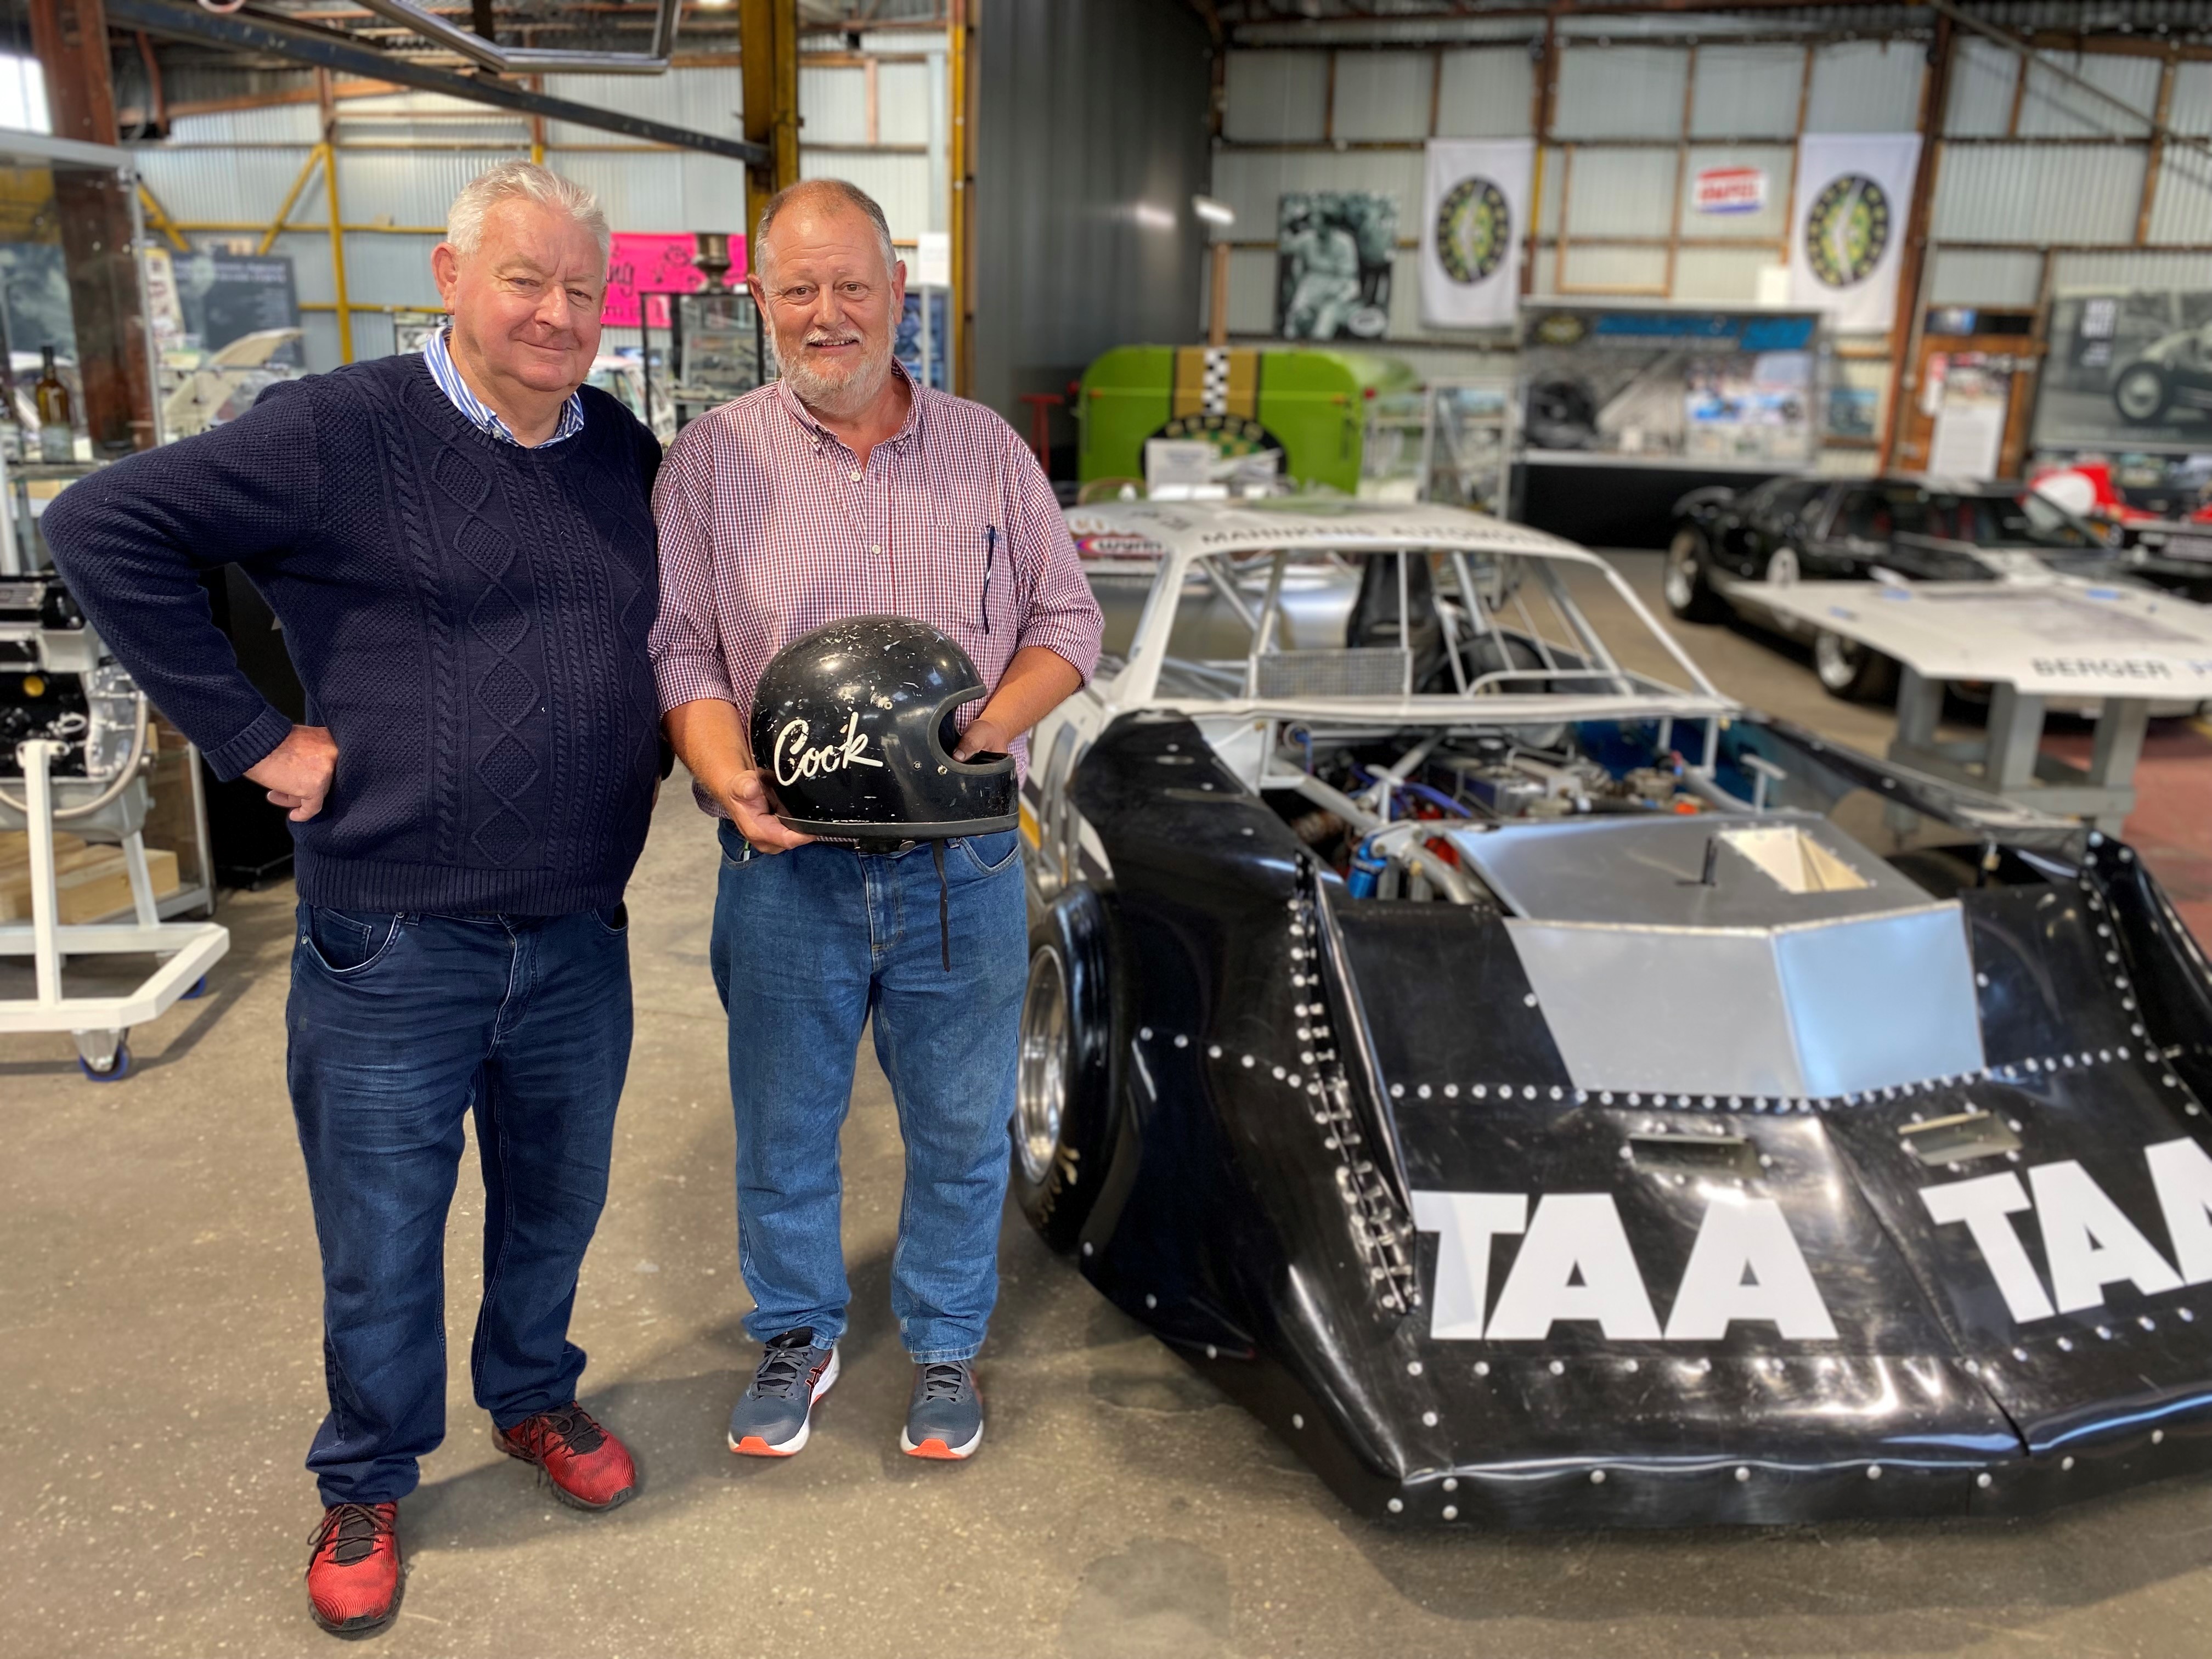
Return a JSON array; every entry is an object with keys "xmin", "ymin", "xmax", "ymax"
[
  {"xmin": 1786, "ymin": 132, "xmax": 1922, "ymax": 333},
  {"xmin": 1420, "ymin": 138, "xmax": 1534, "ymax": 330}
]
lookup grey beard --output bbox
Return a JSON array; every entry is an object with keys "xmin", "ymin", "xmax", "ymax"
[{"xmin": 775, "ymin": 332, "xmax": 895, "ymax": 420}]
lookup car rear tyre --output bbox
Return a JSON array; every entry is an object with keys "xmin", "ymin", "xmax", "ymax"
[
  {"xmin": 1664, "ymin": 529, "xmax": 1726, "ymax": 622},
  {"xmin": 1814, "ymin": 629, "xmax": 1900, "ymax": 704},
  {"xmin": 1012, "ymin": 886, "xmax": 1115, "ymax": 1252},
  {"xmin": 2114, "ymin": 364, "xmax": 2170, "ymax": 425}
]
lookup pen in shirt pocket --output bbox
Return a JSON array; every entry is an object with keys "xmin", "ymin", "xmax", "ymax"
[{"xmin": 980, "ymin": 524, "xmax": 997, "ymax": 635}]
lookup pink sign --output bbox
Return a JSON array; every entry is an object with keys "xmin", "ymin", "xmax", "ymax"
[{"xmin": 601, "ymin": 232, "xmax": 747, "ymax": 330}]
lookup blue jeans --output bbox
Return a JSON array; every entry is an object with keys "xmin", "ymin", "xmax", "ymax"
[
  {"xmin": 285, "ymin": 903, "xmax": 633, "ymax": 1506},
  {"xmin": 710, "ymin": 821, "xmax": 1027, "ymax": 1362}
]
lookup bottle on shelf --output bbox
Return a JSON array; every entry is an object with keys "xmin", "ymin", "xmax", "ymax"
[{"xmin": 35, "ymin": 345, "xmax": 74, "ymax": 464}]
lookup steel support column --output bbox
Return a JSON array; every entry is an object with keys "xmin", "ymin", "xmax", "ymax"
[
  {"xmin": 740, "ymin": 0, "xmax": 802, "ymax": 241},
  {"xmin": 28, "ymin": 0, "xmax": 157, "ymax": 453},
  {"xmin": 1878, "ymin": 13, "xmax": 1955, "ymax": 471}
]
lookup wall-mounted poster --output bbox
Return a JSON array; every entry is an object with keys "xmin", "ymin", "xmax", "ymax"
[
  {"xmin": 172, "ymin": 252, "xmax": 303, "ymax": 364},
  {"xmin": 1786, "ymin": 133, "xmax": 1921, "ymax": 334},
  {"xmin": 2033, "ymin": 287, "xmax": 2212, "ymax": 453},
  {"xmin": 1419, "ymin": 139, "xmax": 1532, "ymax": 330},
  {"xmin": 1517, "ymin": 304, "xmax": 1824, "ymax": 467},
  {"xmin": 1276, "ymin": 191, "xmax": 1395, "ymax": 341},
  {"xmin": 603, "ymin": 232, "xmax": 745, "ymax": 331}
]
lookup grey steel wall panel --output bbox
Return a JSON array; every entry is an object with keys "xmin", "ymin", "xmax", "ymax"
[
  {"xmin": 878, "ymin": 60, "xmax": 935, "ymax": 147},
  {"xmin": 1223, "ymin": 50, "xmax": 1328, "ymax": 143},
  {"xmin": 1562, "ymin": 146, "xmax": 1677, "ymax": 238},
  {"xmin": 1673, "ymin": 243, "xmax": 1782, "ymax": 303},
  {"xmin": 331, "ymin": 233, "xmax": 443, "ymax": 310},
  {"xmin": 1553, "ymin": 44, "xmax": 1689, "ymax": 140},
  {"xmin": 137, "ymin": 145, "xmax": 322, "ymax": 228},
  {"xmin": 1556, "ymin": 242, "xmax": 1668, "ymax": 294},
  {"xmin": 798, "ymin": 150, "xmax": 934, "ymax": 241},
  {"xmin": 336, "ymin": 149, "xmax": 522, "ymax": 232},
  {"xmin": 1331, "ymin": 50, "xmax": 1434, "ymax": 143},
  {"xmin": 1933, "ymin": 144, "xmax": 2146, "ymax": 245},
  {"xmin": 974, "ymin": 0, "xmax": 1211, "ymax": 418},
  {"xmin": 1805, "ymin": 40, "xmax": 1925, "ymax": 133},
  {"xmin": 166, "ymin": 103, "xmax": 320, "ymax": 146},
  {"xmin": 1928, "ymin": 247, "xmax": 2044, "ymax": 307},
  {"xmin": 1435, "ymin": 47, "xmax": 1533, "ymax": 138},
  {"xmin": 1680, "ymin": 142, "xmax": 1796, "ymax": 240},
  {"xmin": 2146, "ymin": 147, "xmax": 2212, "ymax": 246},
  {"xmin": 2015, "ymin": 50, "xmax": 2158, "ymax": 138},
  {"xmin": 2170, "ymin": 63, "xmax": 2212, "ymax": 136},
  {"xmin": 1690, "ymin": 44, "xmax": 1805, "ymax": 140},
  {"xmin": 2053, "ymin": 247, "xmax": 2212, "ymax": 290},
  {"xmin": 1224, "ymin": 245, "xmax": 1275, "ymax": 336},
  {"xmin": 1210, "ymin": 146, "xmax": 1423, "ymax": 241},
  {"xmin": 541, "ymin": 67, "xmax": 748, "ymax": 141},
  {"xmin": 1944, "ymin": 37, "xmax": 2019, "ymax": 137},
  {"xmin": 799, "ymin": 65, "xmax": 870, "ymax": 146}
]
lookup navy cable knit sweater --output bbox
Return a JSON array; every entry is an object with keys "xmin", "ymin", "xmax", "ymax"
[{"xmin": 43, "ymin": 351, "xmax": 664, "ymax": 916}]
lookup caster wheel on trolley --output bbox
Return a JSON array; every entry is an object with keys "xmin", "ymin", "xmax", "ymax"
[
  {"xmin": 76, "ymin": 1035, "xmax": 132, "ymax": 1083},
  {"xmin": 181, "ymin": 975, "xmax": 210, "ymax": 1000}
]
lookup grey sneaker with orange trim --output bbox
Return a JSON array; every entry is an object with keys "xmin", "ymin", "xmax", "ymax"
[
  {"xmin": 727, "ymin": 1329, "xmax": 839, "ymax": 1456},
  {"xmin": 901, "ymin": 1359, "xmax": 984, "ymax": 1460}
]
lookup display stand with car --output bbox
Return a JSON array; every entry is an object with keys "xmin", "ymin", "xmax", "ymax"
[
  {"xmin": 1015, "ymin": 495, "xmax": 2212, "ymax": 1527},
  {"xmin": 1667, "ymin": 475, "xmax": 2142, "ymax": 701}
]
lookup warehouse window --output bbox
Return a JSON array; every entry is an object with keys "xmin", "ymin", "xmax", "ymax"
[{"xmin": 0, "ymin": 53, "xmax": 48, "ymax": 134}]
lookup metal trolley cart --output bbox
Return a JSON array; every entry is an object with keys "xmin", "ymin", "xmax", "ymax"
[{"xmin": 3, "ymin": 484, "xmax": 227, "ymax": 1081}]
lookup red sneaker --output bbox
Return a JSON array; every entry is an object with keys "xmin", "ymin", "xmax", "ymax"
[
  {"xmin": 304, "ymin": 1502, "xmax": 400, "ymax": 1635},
  {"xmin": 494, "ymin": 1402, "xmax": 637, "ymax": 1511}
]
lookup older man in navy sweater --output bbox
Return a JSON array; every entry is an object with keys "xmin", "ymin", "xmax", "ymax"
[{"xmin": 43, "ymin": 162, "xmax": 660, "ymax": 1638}]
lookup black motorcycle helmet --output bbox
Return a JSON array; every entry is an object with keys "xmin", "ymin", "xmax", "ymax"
[{"xmin": 751, "ymin": 614, "xmax": 1017, "ymax": 842}]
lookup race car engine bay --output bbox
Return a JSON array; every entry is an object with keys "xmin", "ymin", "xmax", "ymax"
[{"xmin": 1262, "ymin": 721, "xmax": 1712, "ymax": 901}]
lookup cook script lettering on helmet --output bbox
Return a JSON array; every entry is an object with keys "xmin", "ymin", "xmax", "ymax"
[{"xmin": 772, "ymin": 711, "xmax": 888, "ymax": 786}]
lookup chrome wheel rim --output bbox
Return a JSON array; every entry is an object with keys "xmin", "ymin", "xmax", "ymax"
[
  {"xmin": 2116, "ymin": 368, "xmax": 2164, "ymax": 421},
  {"xmin": 1814, "ymin": 629, "xmax": 1860, "ymax": 691},
  {"xmin": 1015, "ymin": 946, "xmax": 1069, "ymax": 1187},
  {"xmin": 1664, "ymin": 532, "xmax": 1701, "ymax": 610}
]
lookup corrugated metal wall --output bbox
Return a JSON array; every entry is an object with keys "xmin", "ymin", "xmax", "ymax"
[
  {"xmin": 132, "ymin": 52, "xmax": 948, "ymax": 375},
  {"xmin": 972, "ymin": 0, "xmax": 1212, "ymax": 424},
  {"xmin": 1213, "ymin": 35, "xmax": 1940, "ymax": 338},
  {"xmin": 1214, "ymin": 25, "xmax": 2212, "ymax": 373}
]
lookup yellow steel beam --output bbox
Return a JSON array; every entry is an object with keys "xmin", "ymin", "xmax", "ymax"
[{"xmin": 258, "ymin": 145, "xmax": 325, "ymax": 257}]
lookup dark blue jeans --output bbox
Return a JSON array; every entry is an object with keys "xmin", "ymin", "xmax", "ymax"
[
  {"xmin": 709, "ymin": 822, "xmax": 1028, "ymax": 1362},
  {"xmin": 285, "ymin": 903, "xmax": 632, "ymax": 1506}
]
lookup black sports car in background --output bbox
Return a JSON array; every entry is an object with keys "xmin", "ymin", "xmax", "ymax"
[
  {"xmin": 2113, "ymin": 324, "xmax": 2212, "ymax": 427},
  {"xmin": 1667, "ymin": 476, "xmax": 2114, "ymax": 700}
]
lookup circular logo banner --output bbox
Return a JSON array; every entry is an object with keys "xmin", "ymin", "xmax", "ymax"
[
  {"xmin": 1435, "ymin": 176, "xmax": 1512, "ymax": 285},
  {"xmin": 1803, "ymin": 173, "xmax": 1891, "ymax": 289}
]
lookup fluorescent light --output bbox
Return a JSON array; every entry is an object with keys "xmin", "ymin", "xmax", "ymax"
[
  {"xmin": 1192, "ymin": 195, "xmax": 1236, "ymax": 228},
  {"xmin": 1132, "ymin": 202, "xmax": 1175, "ymax": 232}
]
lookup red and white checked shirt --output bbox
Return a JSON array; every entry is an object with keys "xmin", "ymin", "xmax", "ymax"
[{"xmin": 650, "ymin": 366, "xmax": 1103, "ymax": 810}]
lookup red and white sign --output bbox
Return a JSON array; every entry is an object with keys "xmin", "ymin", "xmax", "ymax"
[
  {"xmin": 1692, "ymin": 167, "xmax": 1767, "ymax": 216},
  {"xmin": 601, "ymin": 232, "xmax": 747, "ymax": 330}
]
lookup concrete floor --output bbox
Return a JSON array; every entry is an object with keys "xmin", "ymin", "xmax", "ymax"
[{"xmin": 8, "ymin": 552, "xmax": 2212, "ymax": 1658}]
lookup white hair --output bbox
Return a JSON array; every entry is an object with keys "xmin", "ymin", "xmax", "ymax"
[{"xmin": 446, "ymin": 161, "xmax": 611, "ymax": 262}]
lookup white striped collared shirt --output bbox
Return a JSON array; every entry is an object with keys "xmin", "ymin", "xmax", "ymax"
[{"xmin": 422, "ymin": 325, "xmax": 586, "ymax": 448}]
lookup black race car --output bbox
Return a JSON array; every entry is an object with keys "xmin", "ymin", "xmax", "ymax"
[
  {"xmin": 1666, "ymin": 476, "xmax": 2115, "ymax": 701},
  {"xmin": 2113, "ymin": 324, "xmax": 2212, "ymax": 427},
  {"xmin": 1023, "ymin": 499, "xmax": 2212, "ymax": 1528}
]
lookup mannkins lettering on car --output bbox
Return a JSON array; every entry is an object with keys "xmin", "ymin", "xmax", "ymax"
[{"xmin": 749, "ymin": 614, "xmax": 1017, "ymax": 840}]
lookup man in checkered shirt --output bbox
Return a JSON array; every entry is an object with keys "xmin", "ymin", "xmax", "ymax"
[{"xmin": 651, "ymin": 179, "xmax": 1101, "ymax": 1464}]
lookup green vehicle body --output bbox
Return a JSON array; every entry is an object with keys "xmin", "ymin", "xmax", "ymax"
[{"xmin": 1075, "ymin": 345, "xmax": 1417, "ymax": 495}]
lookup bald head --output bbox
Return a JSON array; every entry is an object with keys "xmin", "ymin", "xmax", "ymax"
[{"xmin": 753, "ymin": 179, "xmax": 897, "ymax": 285}]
